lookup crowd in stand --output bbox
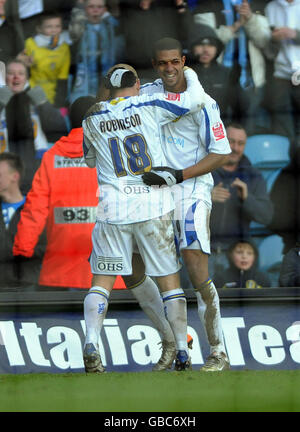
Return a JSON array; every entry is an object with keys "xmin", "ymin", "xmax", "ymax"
[{"xmin": 0, "ymin": 0, "xmax": 300, "ymax": 291}]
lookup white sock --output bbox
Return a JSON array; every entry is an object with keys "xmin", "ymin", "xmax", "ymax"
[
  {"xmin": 83, "ymin": 286, "xmax": 110, "ymax": 347},
  {"xmin": 195, "ymin": 279, "xmax": 226, "ymax": 356},
  {"xmin": 130, "ymin": 276, "xmax": 175, "ymax": 343},
  {"xmin": 161, "ymin": 288, "xmax": 188, "ymax": 353}
]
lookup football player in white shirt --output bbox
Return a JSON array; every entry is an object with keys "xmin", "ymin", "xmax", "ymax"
[
  {"xmin": 141, "ymin": 38, "xmax": 232, "ymax": 372},
  {"xmin": 95, "ymin": 63, "xmax": 192, "ymax": 372},
  {"xmin": 82, "ymin": 66, "xmax": 206, "ymax": 372}
]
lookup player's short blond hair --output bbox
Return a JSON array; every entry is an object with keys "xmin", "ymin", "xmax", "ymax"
[
  {"xmin": 107, "ymin": 63, "xmax": 138, "ymax": 79},
  {"xmin": 97, "ymin": 63, "xmax": 139, "ymax": 101}
]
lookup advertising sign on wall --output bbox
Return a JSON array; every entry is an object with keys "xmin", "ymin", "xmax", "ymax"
[{"xmin": 1, "ymin": 301, "xmax": 300, "ymax": 373}]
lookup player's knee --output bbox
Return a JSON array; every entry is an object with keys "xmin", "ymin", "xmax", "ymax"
[
  {"xmin": 182, "ymin": 249, "xmax": 209, "ymax": 285},
  {"xmin": 197, "ymin": 279, "xmax": 219, "ymax": 305},
  {"xmin": 123, "ymin": 274, "xmax": 146, "ymax": 289},
  {"xmin": 183, "ymin": 249, "xmax": 208, "ymax": 267}
]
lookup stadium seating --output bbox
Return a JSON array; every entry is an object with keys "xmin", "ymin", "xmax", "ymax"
[
  {"xmin": 245, "ymin": 137, "xmax": 289, "ymax": 284},
  {"xmin": 245, "ymin": 134, "xmax": 290, "ymax": 191},
  {"xmin": 256, "ymin": 234, "xmax": 284, "ymax": 287},
  {"xmin": 245, "ymin": 135, "xmax": 290, "ymax": 235},
  {"xmin": 248, "ymin": 166, "xmax": 283, "ymax": 235},
  {"xmin": 244, "ymin": 134, "xmax": 290, "ymax": 169}
]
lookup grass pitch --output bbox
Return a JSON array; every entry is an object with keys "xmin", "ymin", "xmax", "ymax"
[{"xmin": 0, "ymin": 370, "xmax": 299, "ymax": 412}]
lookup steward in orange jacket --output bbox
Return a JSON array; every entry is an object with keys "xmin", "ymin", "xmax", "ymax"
[{"xmin": 13, "ymin": 97, "xmax": 125, "ymax": 290}]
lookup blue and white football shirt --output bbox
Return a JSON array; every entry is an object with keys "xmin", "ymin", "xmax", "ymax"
[
  {"xmin": 140, "ymin": 79, "xmax": 231, "ymax": 204},
  {"xmin": 83, "ymin": 69, "xmax": 205, "ymax": 224}
]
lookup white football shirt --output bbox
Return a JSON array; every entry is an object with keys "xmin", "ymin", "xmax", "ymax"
[
  {"xmin": 140, "ymin": 79, "xmax": 232, "ymax": 205},
  {"xmin": 83, "ymin": 69, "xmax": 206, "ymax": 224}
]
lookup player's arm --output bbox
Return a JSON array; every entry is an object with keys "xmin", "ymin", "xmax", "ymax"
[
  {"xmin": 183, "ymin": 67, "xmax": 207, "ymax": 112},
  {"xmin": 83, "ymin": 135, "xmax": 96, "ymax": 168},
  {"xmin": 82, "ymin": 115, "xmax": 97, "ymax": 168},
  {"xmin": 183, "ymin": 152, "xmax": 230, "ymax": 180},
  {"xmin": 143, "ymin": 99, "xmax": 231, "ymax": 186},
  {"xmin": 152, "ymin": 68, "xmax": 206, "ymax": 125},
  {"xmin": 142, "ymin": 153, "xmax": 230, "ymax": 186}
]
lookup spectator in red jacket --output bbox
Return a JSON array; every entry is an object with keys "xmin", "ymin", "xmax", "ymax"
[{"xmin": 13, "ymin": 96, "xmax": 125, "ymax": 290}]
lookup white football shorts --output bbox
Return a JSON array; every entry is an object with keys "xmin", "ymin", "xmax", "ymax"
[
  {"xmin": 174, "ymin": 198, "xmax": 211, "ymax": 254},
  {"xmin": 90, "ymin": 212, "xmax": 181, "ymax": 277}
]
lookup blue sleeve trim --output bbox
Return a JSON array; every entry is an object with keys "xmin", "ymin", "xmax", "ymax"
[
  {"xmin": 184, "ymin": 200, "xmax": 200, "ymax": 246},
  {"xmin": 203, "ymin": 107, "xmax": 211, "ymax": 153},
  {"xmin": 83, "ymin": 137, "xmax": 89, "ymax": 157},
  {"xmin": 123, "ymin": 99, "xmax": 189, "ymax": 117},
  {"xmin": 141, "ymin": 81, "xmax": 161, "ymax": 90}
]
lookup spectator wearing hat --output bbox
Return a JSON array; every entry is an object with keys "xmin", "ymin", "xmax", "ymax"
[
  {"xmin": 190, "ymin": 25, "xmax": 233, "ymax": 122},
  {"xmin": 213, "ymin": 238, "xmax": 271, "ymax": 289}
]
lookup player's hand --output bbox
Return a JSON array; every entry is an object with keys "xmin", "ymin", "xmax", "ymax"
[{"xmin": 142, "ymin": 166, "xmax": 183, "ymax": 186}]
